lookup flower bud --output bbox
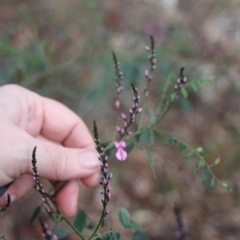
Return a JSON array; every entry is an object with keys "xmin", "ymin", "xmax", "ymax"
[{"xmin": 114, "ymin": 100, "xmax": 120, "ymax": 109}]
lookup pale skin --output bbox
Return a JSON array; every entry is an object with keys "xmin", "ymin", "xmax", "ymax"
[{"xmin": 0, "ymin": 84, "xmax": 100, "ymax": 217}]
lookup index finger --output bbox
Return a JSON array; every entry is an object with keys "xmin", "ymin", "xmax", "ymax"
[
  {"xmin": 39, "ymin": 96, "xmax": 94, "ymax": 149},
  {"xmin": 0, "ymin": 84, "xmax": 95, "ymax": 149}
]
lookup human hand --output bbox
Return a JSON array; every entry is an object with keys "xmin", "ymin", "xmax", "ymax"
[{"xmin": 0, "ymin": 84, "xmax": 100, "ymax": 217}]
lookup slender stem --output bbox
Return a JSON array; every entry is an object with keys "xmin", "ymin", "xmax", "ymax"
[
  {"xmin": 62, "ymin": 216, "xmax": 86, "ymax": 240},
  {"xmin": 88, "ymin": 202, "xmax": 107, "ymax": 240},
  {"xmin": 150, "ymin": 98, "xmax": 176, "ymax": 128},
  {"xmin": 155, "ymin": 73, "xmax": 173, "ymax": 117},
  {"xmin": 112, "ymin": 116, "xmax": 119, "ymax": 142},
  {"xmin": 138, "ymin": 95, "xmax": 147, "ymax": 130}
]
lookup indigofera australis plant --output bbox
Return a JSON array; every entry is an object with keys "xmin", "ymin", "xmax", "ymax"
[{"xmin": 0, "ymin": 36, "xmax": 232, "ymax": 240}]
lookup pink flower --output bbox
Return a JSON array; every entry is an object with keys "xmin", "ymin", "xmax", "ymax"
[
  {"xmin": 114, "ymin": 100, "xmax": 120, "ymax": 109},
  {"xmin": 144, "ymin": 70, "xmax": 149, "ymax": 77},
  {"xmin": 121, "ymin": 113, "xmax": 127, "ymax": 120},
  {"xmin": 114, "ymin": 141, "xmax": 127, "ymax": 161}
]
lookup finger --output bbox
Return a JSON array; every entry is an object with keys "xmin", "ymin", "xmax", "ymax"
[
  {"xmin": 0, "ymin": 126, "xmax": 100, "ymax": 185},
  {"xmin": 81, "ymin": 171, "xmax": 100, "ymax": 188},
  {"xmin": 0, "ymin": 175, "xmax": 34, "ymax": 206},
  {"xmin": 0, "ymin": 85, "xmax": 95, "ymax": 149},
  {"xmin": 55, "ymin": 180, "xmax": 79, "ymax": 218},
  {"xmin": 28, "ymin": 136, "xmax": 100, "ymax": 181},
  {"xmin": 40, "ymin": 97, "xmax": 95, "ymax": 149}
]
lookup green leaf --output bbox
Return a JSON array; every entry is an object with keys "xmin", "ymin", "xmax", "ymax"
[
  {"xmin": 87, "ymin": 221, "xmax": 96, "ymax": 230},
  {"xmin": 103, "ymin": 232, "xmax": 121, "ymax": 240},
  {"xmin": 209, "ymin": 177, "xmax": 216, "ymax": 192},
  {"xmin": 194, "ymin": 159, "xmax": 205, "ymax": 174},
  {"xmin": 180, "ymin": 98, "xmax": 191, "ymax": 112},
  {"xmin": 30, "ymin": 206, "xmax": 41, "ymax": 223},
  {"xmin": 201, "ymin": 168, "xmax": 211, "ymax": 185},
  {"xmin": 125, "ymin": 142, "xmax": 135, "ymax": 154},
  {"xmin": 221, "ymin": 183, "xmax": 232, "ymax": 192},
  {"xmin": 141, "ymin": 129, "xmax": 155, "ymax": 144},
  {"xmin": 118, "ymin": 208, "xmax": 131, "ymax": 228},
  {"xmin": 112, "ymin": 232, "xmax": 121, "ymax": 240},
  {"xmin": 74, "ymin": 209, "xmax": 86, "ymax": 232},
  {"xmin": 150, "ymin": 112, "xmax": 156, "ymax": 124},
  {"xmin": 180, "ymin": 88, "xmax": 188, "ymax": 98},
  {"xmin": 181, "ymin": 150, "xmax": 193, "ymax": 160},
  {"xmin": 52, "ymin": 228, "xmax": 68, "ymax": 239},
  {"xmin": 144, "ymin": 150, "xmax": 156, "ymax": 178},
  {"xmin": 196, "ymin": 146, "xmax": 203, "ymax": 153},
  {"xmin": 167, "ymin": 137, "xmax": 177, "ymax": 145},
  {"xmin": 129, "ymin": 221, "xmax": 141, "ymax": 231},
  {"xmin": 135, "ymin": 133, "xmax": 141, "ymax": 143},
  {"xmin": 212, "ymin": 157, "xmax": 220, "ymax": 166},
  {"xmin": 145, "ymin": 150, "xmax": 154, "ymax": 167},
  {"xmin": 141, "ymin": 130, "xmax": 149, "ymax": 144},
  {"xmin": 170, "ymin": 93, "xmax": 176, "ymax": 102},
  {"xmin": 177, "ymin": 143, "xmax": 187, "ymax": 152},
  {"xmin": 190, "ymin": 82, "xmax": 198, "ymax": 92},
  {"xmin": 197, "ymin": 77, "xmax": 214, "ymax": 87},
  {"xmin": 153, "ymin": 130, "xmax": 165, "ymax": 141},
  {"xmin": 132, "ymin": 231, "xmax": 148, "ymax": 240},
  {"xmin": 148, "ymin": 129, "xmax": 155, "ymax": 144}
]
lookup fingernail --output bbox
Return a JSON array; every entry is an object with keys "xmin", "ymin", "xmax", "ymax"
[{"xmin": 80, "ymin": 152, "xmax": 99, "ymax": 169}]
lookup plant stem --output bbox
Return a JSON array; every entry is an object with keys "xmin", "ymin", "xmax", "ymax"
[
  {"xmin": 62, "ymin": 216, "xmax": 87, "ymax": 240},
  {"xmin": 155, "ymin": 73, "xmax": 174, "ymax": 117},
  {"xmin": 138, "ymin": 95, "xmax": 147, "ymax": 130},
  {"xmin": 88, "ymin": 203, "xmax": 107, "ymax": 240}
]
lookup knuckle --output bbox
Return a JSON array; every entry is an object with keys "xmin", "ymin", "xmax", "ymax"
[{"xmin": 53, "ymin": 146, "xmax": 69, "ymax": 180}]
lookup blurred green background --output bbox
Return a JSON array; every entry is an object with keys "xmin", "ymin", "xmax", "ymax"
[{"xmin": 2, "ymin": 0, "xmax": 240, "ymax": 239}]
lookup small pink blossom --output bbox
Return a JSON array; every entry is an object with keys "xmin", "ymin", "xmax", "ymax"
[
  {"xmin": 114, "ymin": 100, "xmax": 120, "ymax": 109},
  {"xmin": 114, "ymin": 141, "xmax": 127, "ymax": 161},
  {"xmin": 144, "ymin": 70, "xmax": 149, "ymax": 77},
  {"xmin": 121, "ymin": 113, "xmax": 127, "ymax": 120},
  {"xmin": 145, "ymin": 45, "xmax": 150, "ymax": 51},
  {"xmin": 114, "ymin": 140, "xmax": 126, "ymax": 148}
]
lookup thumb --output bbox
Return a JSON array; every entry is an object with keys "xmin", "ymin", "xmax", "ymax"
[
  {"xmin": 0, "ymin": 128, "xmax": 100, "ymax": 186},
  {"xmin": 31, "ymin": 138, "xmax": 100, "ymax": 181}
]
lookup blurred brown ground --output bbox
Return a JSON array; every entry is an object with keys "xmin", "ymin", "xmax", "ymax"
[{"xmin": 1, "ymin": 0, "xmax": 240, "ymax": 239}]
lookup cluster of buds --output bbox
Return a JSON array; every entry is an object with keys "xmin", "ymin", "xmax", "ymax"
[
  {"xmin": 0, "ymin": 194, "xmax": 10, "ymax": 212},
  {"xmin": 93, "ymin": 121, "xmax": 112, "ymax": 216},
  {"xmin": 39, "ymin": 218, "xmax": 58, "ymax": 240},
  {"xmin": 174, "ymin": 204, "xmax": 188, "ymax": 240},
  {"xmin": 116, "ymin": 84, "xmax": 142, "ymax": 139},
  {"xmin": 174, "ymin": 67, "xmax": 187, "ymax": 90},
  {"xmin": 112, "ymin": 52, "xmax": 123, "ymax": 110},
  {"xmin": 144, "ymin": 36, "xmax": 157, "ymax": 97},
  {"xmin": 32, "ymin": 147, "xmax": 53, "ymax": 214}
]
